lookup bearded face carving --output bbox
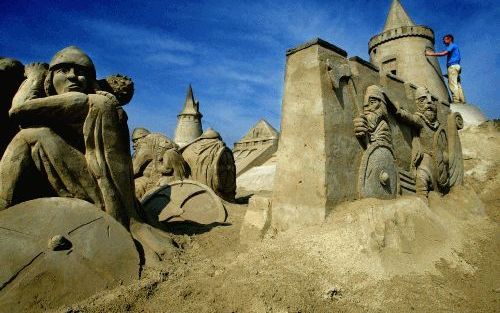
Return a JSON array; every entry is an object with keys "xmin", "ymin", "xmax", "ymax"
[{"xmin": 353, "ymin": 85, "xmax": 392, "ymax": 147}]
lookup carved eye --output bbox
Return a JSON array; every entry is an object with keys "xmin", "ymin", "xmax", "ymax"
[{"xmin": 74, "ymin": 68, "xmax": 86, "ymax": 77}]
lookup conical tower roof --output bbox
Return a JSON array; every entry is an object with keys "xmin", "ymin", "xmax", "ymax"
[
  {"xmin": 179, "ymin": 84, "xmax": 202, "ymax": 117},
  {"xmin": 383, "ymin": 0, "xmax": 415, "ymax": 31}
]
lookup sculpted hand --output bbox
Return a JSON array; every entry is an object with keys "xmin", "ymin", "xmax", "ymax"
[
  {"xmin": 94, "ymin": 90, "xmax": 120, "ymax": 107},
  {"xmin": 353, "ymin": 116, "xmax": 368, "ymax": 138},
  {"xmin": 24, "ymin": 62, "xmax": 48, "ymax": 79}
]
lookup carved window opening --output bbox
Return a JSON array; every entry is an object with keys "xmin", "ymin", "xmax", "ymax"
[{"xmin": 382, "ymin": 58, "xmax": 397, "ymax": 76}]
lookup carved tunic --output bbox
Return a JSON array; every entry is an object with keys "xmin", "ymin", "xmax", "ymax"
[{"xmin": 395, "ymin": 109, "xmax": 439, "ymax": 158}]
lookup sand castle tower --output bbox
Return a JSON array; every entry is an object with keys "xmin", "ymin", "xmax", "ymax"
[
  {"xmin": 174, "ymin": 84, "xmax": 203, "ymax": 146},
  {"xmin": 369, "ymin": 0, "xmax": 450, "ymax": 101}
]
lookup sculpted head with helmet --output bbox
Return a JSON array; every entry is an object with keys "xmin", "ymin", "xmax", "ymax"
[{"xmin": 44, "ymin": 46, "xmax": 97, "ymax": 96}]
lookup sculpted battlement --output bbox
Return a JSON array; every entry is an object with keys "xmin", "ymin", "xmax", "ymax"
[{"xmin": 368, "ymin": 25, "xmax": 435, "ymax": 53}]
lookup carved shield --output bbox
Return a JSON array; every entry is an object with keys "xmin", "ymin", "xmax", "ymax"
[
  {"xmin": 0, "ymin": 198, "xmax": 139, "ymax": 312},
  {"xmin": 141, "ymin": 179, "xmax": 227, "ymax": 226},
  {"xmin": 433, "ymin": 127, "xmax": 449, "ymax": 190},
  {"xmin": 358, "ymin": 143, "xmax": 398, "ymax": 199}
]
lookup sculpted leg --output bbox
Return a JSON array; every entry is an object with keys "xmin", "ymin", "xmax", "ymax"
[
  {"xmin": 0, "ymin": 133, "xmax": 34, "ymax": 209},
  {"xmin": 415, "ymin": 168, "xmax": 430, "ymax": 197},
  {"xmin": 0, "ymin": 127, "xmax": 103, "ymax": 210}
]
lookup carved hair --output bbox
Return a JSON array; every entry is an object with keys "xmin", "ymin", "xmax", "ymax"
[{"xmin": 443, "ymin": 34, "xmax": 454, "ymax": 42}]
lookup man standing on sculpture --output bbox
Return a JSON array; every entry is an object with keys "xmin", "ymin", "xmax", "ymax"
[{"xmin": 425, "ymin": 34, "xmax": 465, "ymax": 103}]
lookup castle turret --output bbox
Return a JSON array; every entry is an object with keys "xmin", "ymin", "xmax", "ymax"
[
  {"xmin": 174, "ymin": 84, "xmax": 203, "ymax": 146},
  {"xmin": 369, "ymin": 0, "xmax": 450, "ymax": 101}
]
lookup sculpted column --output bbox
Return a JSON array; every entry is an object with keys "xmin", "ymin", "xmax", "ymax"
[{"xmin": 271, "ymin": 39, "xmax": 362, "ymax": 231}]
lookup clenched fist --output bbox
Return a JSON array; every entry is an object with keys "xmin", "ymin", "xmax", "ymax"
[{"xmin": 353, "ymin": 115, "xmax": 368, "ymax": 138}]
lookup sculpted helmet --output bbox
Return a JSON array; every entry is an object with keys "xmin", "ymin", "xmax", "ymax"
[
  {"xmin": 49, "ymin": 46, "xmax": 96, "ymax": 78},
  {"xmin": 364, "ymin": 85, "xmax": 386, "ymax": 106},
  {"xmin": 414, "ymin": 86, "xmax": 431, "ymax": 100},
  {"xmin": 132, "ymin": 127, "xmax": 151, "ymax": 141},
  {"xmin": 45, "ymin": 46, "xmax": 96, "ymax": 95}
]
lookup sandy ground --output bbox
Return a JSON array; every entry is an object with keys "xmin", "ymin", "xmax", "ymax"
[{"xmin": 48, "ymin": 121, "xmax": 499, "ymax": 313}]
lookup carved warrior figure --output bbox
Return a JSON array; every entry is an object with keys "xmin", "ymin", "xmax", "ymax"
[
  {"xmin": 353, "ymin": 85, "xmax": 392, "ymax": 147},
  {"xmin": 394, "ymin": 86, "xmax": 463, "ymax": 196},
  {"xmin": 181, "ymin": 128, "xmax": 236, "ymax": 201},
  {"xmin": 0, "ymin": 46, "xmax": 171, "ymax": 259},
  {"xmin": 354, "ymin": 85, "xmax": 398, "ymax": 199},
  {"xmin": 0, "ymin": 58, "xmax": 24, "ymax": 157},
  {"xmin": 132, "ymin": 127, "xmax": 189, "ymax": 198}
]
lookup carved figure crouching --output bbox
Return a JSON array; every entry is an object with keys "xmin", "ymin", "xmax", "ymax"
[
  {"xmin": 0, "ymin": 46, "xmax": 174, "ymax": 262},
  {"xmin": 132, "ymin": 127, "xmax": 189, "ymax": 198}
]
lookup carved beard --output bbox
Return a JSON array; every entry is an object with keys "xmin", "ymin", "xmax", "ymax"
[
  {"xmin": 364, "ymin": 106, "xmax": 387, "ymax": 131},
  {"xmin": 423, "ymin": 109, "xmax": 437, "ymax": 122}
]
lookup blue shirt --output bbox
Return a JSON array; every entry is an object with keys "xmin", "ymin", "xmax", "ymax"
[{"xmin": 446, "ymin": 43, "xmax": 461, "ymax": 67}]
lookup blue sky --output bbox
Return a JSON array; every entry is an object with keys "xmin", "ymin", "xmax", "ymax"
[{"xmin": 1, "ymin": 0, "xmax": 498, "ymax": 147}]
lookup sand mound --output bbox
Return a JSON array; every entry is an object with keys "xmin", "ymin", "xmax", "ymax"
[{"xmin": 266, "ymin": 187, "xmax": 489, "ymax": 280}]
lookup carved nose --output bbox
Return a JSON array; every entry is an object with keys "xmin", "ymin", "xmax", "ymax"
[{"xmin": 66, "ymin": 68, "xmax": 77, "ymax": 78}]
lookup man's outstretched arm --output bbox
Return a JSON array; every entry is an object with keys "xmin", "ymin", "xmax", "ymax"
[{"xmin": 425, "ymin": 50, "xmax": 448, "ymax": 57}]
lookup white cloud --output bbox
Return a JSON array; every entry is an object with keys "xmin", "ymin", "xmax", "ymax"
[
  {"xmin": 83, "ymin": 19, "xmax": 195, "ymax": 53},
  {"xmin": 145, "ymin": 52, "xmax": 194, "ymax": 66}
]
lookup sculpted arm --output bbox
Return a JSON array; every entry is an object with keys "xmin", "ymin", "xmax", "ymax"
[
  {"xmin": 9, "ymin": 92, "xmax": 89, "ymax": 126},
  {"xmin": 10, "ymin": 62, "xmax": 90, "ymax": 126},
  {"xmin": 11, "ymin": 63, "xmax": 48, "ymax": 110},
  {"xmin": 394, "ymin": 103, "xmax": 423, "ymax": 129},
  {"xmin": 132, "ymin": 145, "xmax": 152, "ymax": 177}
]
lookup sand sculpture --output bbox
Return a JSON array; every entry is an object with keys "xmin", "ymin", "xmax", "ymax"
[
  {"xmin": 131, "ymin": 87, "xmax": 237, "ymax": 204},
  {"xmin": 0, "ymin": 46, "xmax": 177, "ymax": 310},
  {"xmin": 0, "ymin": 58, "xmax": 24, "ymax": 158},
  {"xmin": 129, "ymin": 85, "xmax": 236, "ymax": 228},
  {"xmin": 233, "ymin": 119, "xmax": 279, "ymax": 176},
  {"xmin": 132, "ymin": 127, "xmax": 189, "ymax": 199},
  {"xmin": 0, "ymin": 1, "xmax": 479, "ymax": 311},
  {"xmin": 174, "ymin": 84, "xmax": 203, "ymax": 147},
  {"xmin": 270, "ymin": 0, "xmax": 466, "ymax": 231},
  {"xmin": 180, "ymin": 128, "xmax": 236, "ymax": 201},
  {"xmin": 368, "ymin": 0, "xmax": 450, "ymax": 102}
]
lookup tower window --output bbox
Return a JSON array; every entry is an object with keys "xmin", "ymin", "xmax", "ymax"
[{"xmin": 382, "ymin": 57, "xmax": 397, "ymax": 76}]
